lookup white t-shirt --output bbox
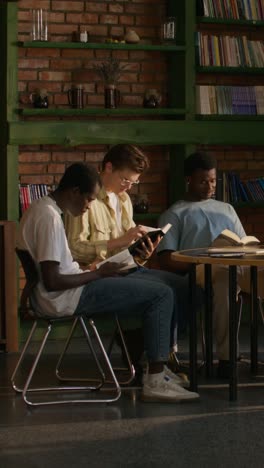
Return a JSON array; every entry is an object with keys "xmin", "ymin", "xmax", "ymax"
[
  {"xmin": 107, "ymin": 191, "xmax": 124, "ymax": 236},
  {"xmin": 16, "ymin": 196, "xmax": 85, "ymax": 317}
]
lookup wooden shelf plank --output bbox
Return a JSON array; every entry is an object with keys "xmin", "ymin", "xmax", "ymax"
[
  {"xmin": 197, "ymin": 17, "xmax": 264, "ymax": 26},
  {"xmin": 9, "ymin": 120, "xmax": 264, "ymax": 146},
  {"xmin": 19, "ymin": 41, "xmax": 185, "ymax": 52},
  {"xmin": 197, "ymin": 66, "xmax": 264, "ymax": 74},
  {"xmin": 197, "ymin": 115, "xmax": 264, "ymax": 121},
  {"xmin": 19, "ymin": 107, "xmax": 186, "ymax": 117}
]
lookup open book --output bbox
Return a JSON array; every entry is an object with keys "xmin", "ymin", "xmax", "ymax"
[
  {"xmin": 96, "ymin": 223, "xmax": 172, "ymax": 272},
  {"xmin": 208, "ymin": 229, "xmax": 261, "ymax": 254},
  {"xmin": 128, "ymin": 223, "xmax": 172, "ymax": 256},
  {"xmin": 96, "ymin": 249, "xmax": 137, "ymax": 272}
]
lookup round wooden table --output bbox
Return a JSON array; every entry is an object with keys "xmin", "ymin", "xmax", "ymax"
[{"xmin": 172, "ymin": 248, "xmax": 264, "ymax": 401}]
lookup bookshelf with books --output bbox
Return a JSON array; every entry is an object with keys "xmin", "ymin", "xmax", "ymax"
[
  {"xmin": 19, "ymin": 183, "xmax": 50, "ymax": 215},
  {"xmin": 196, "ymin": 0, "xmax": 264, "ymax": 118}
]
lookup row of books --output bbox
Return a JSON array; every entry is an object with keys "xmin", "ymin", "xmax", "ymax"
[
  {"xmin": 196, "ymin": 85, "xmax": 264, "ymax": 114},
  {"xmin": 19, "ymin": 183, "xmax": 49, "ymax": 214},
  {"xmin": 215, "ymin": 172, "xmax": 264, "ymax": 202},
  {"xmin": 197, "ymin": 32, "xmax": 264, "ymax": 67},
  {"xmin": 197, "ymin": 0, "xmax": 264, "ymax": 20}
]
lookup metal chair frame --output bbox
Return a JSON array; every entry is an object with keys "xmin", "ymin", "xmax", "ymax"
[{"xmin": 12, "ymin": 249, "xmax": 122, "ymax": 406}]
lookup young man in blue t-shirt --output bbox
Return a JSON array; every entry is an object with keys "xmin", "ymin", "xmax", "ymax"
[{"xmin": 157, "ymin": 151, "xmax": 264, "ymax": 378}]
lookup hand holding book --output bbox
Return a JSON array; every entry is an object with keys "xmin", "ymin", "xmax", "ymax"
[
  {"xmin": 96, "ymin": 223, "xmax": 172, "ymax": 272},
  {"xmin": 128, "ymin": 223, "xmax": 172, "ymax": 257}
]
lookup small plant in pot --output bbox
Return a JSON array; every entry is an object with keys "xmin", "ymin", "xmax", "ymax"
[
  {"xmin": 132, "ymin": 194, "xmax": 149, "ymax": 214},
  {"xmin": 30, "ymin": 87, "xmax": 49, "ymax": 108},
  {"xmin": 93, "ymin": 57, "xmax": 127, "ymax": 108}
]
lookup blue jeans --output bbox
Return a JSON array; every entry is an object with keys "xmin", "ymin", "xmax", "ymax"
[
  {"xmin": 74, "ymin": 276, "xmax": 174, "ymax": 363},
  {"xmin": 129, "ymin": 267, "xmax": 205, "ymax": 345}
]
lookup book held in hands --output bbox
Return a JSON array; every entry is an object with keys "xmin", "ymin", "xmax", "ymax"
[
  {"xmin": 96, "ymin": 223, "xmax": 172, "ymax": 272},
  {"xmin": 128, "ymin": 223, "xmax": 172, "ymax": 256}
]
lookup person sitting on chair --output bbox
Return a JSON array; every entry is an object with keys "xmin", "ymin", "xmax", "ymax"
[
  {"xmin": 17, "ymin": 162, "xmax": 199, "ymax": 403},
  {"xmin": 156, "ymin": 151, "xmax": 264, "ymax": 378},
  {"xmin": 64, "ymin": 145, "xmax": 201, "ymax": 378}
]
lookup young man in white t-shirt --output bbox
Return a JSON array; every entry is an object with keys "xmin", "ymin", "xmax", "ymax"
[{"xmin": 17, "ymin": 162, "xmax": 199, "ymax": 403}]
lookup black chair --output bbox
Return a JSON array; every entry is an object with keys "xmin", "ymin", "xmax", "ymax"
[{"xmin": 11, "ymin": 248, "xmax": 125, "ymax": 406}]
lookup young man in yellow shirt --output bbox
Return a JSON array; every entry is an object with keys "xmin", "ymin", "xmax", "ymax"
[{"xmin": 64, "ymin": 145, "xmax": 199, "ymax": 382}]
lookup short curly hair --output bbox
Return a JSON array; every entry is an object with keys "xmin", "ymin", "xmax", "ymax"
[{"xmin": 184, "ymin": 151, "xmax": 217, "ymax": 177}]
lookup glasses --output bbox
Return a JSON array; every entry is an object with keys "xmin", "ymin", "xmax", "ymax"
[{"xmin": 119, "ymin": 176, "xmax": 140, "ymax": 187}]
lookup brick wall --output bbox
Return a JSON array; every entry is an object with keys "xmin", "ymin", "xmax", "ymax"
[
  {"xmin": 17, "ymin": 1, "xmax": 264, "ymax": 238},
  {"xmin": 18, "ymin": 0, "xmax": 170, "ymax": 215}
]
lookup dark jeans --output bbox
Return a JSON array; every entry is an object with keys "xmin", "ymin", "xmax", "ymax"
[{"xmin": 74, "ymin": 276, "xmax": 174, "ymax": 362}]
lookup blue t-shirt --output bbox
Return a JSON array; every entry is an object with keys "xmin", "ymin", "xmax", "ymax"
[{"xmin": 157, "ymin": 199, "xmax": 246, "ymax": 253}]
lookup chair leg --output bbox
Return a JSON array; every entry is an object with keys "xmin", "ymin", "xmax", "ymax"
[
  {"xmin": 11, "ymin": 321, "xmax": 38, "ymax": 393},
  {"xmin": 107, "ymin": 317, "xmax": 135, "ymax": 385},
  {"xmin": 55, "ymin": 317, "xmax": 105, "ymax": 389},
  {"xmin": 258, "ymin": 297, "xmax": 264, "ymax": 325},
  {"xmin": 12, "ymin": 319, "xmax": 121, "ymax": 406}
]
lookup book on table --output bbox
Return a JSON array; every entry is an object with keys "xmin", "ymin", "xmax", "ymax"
[
  {"xmin": 207, "ymin": 229, "xmax": 264, "ymax": 255},
  {"xmin": 96, "ymin": 223, "xmax": 172, "ymax": 272}
]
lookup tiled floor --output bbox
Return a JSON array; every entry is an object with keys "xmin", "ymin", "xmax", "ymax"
[{"xmin": 0, "ymin": 326, "xmax": 264, "ymax": 468}]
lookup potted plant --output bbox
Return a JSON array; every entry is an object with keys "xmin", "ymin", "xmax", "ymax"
[{"xmin": 93, "ymin": 57, "xmax": 126, "ymax": 108}]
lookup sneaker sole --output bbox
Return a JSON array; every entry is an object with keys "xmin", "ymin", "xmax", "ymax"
[{"xmin": 141, "ymin": 393, "xmax": 200, "ymax": 403}]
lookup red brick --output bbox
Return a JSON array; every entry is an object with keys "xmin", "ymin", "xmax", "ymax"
[
  {"xmin": 39, "ymin": 71, "xmax": 72, "ymax": 81},
  {"xmin": 52, "ymin": 2, "xmax": 84, "ymax": 12},
  {"xmin": 19, "ymin": 0, "xmax": 50, "ymax": 9},
  {"xmin": 85, "ymin": 152, "xmax": 105, "ymax": 163},
  {"xmin": 50, "ymin": 59, "xmax": 82, "ymax": 69},
  {"xmin": 109, "ymin": 5, "xmax": 124, "ymax": 14},
  {"xmin": 19, "ymin": 152, "xmax": 51, "ymax": 163},
  {"xmin": 86, "ymin": 3, "xmax": 108, "ymax": 13},
  {"xmin": 26, "ymin": 48, "xmax": 61, "ymax": 58},
  {"xmin": 18, "ymin": 70, "xmax": 38, "ymax": 81},
  {"xmin": 66, "ymin": 13, "xmax": 99, "ymax": 24},
  {"xmin": 19, "ymin": 59, "xmax": 49, "ymax": 69},
  {"xmin": 52, "ymin": 152, "xmax": 85, "ymax": 162},
  {"xmin": 100, "ymin": 15, "xmax": 119, "ymax": 25},
  {"xmin": 20, "ymin": 175, "xmax": 55, "ymax": 185}
]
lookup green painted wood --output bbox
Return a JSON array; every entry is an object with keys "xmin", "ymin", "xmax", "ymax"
[
  {"xmin": 19, "ymin": 107, "xmax": 186, "ymax": 116},
  {"xmin": 19, "ymin": 41, "xmax": 185, "ymax": 52},
  {"xmin": 197, "ymin": 66, "xmax": 264, "ymax": 74},
  {"xmin": 10, "ymin": 120, "xmax": 264, "ymax": 146},
  {"xmin": 197, "ymin": 115, "xmax": 264, "ymax": 120},
  {"xmin": 0, "ymin": 2, "xmax": 18, "ymax": 221},
  {"xmin": 185, "ymin": 0, "xmax": 196, "ymax": 118},
  {"xmin": 197, "ymin": 17, "xmax": 264, "ymax": 26}
]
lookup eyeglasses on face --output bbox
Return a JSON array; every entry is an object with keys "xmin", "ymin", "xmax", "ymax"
[{"xmin": 119, "ymin": 176, "xmax": 140, "ymax": 187}]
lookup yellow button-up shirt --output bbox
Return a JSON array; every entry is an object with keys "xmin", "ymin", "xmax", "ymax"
[{"xmin": 64, "ymin": 187, "xmax": 135, "ymax": 267}]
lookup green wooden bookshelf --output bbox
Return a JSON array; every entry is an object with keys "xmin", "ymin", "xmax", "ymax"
[
  {"xmin": 197, "ymin": 17, "xmax": 264, "ymax": 26},
  {"xmin": 19, "ymin": 41, "xmax": 185, "ymax": 52},
  {"xmin": 19, "ymin": 107, "xmax": 186, "ymax": 117},
  {"xmin": 197, "ymin": 66, "xmax": 264, "ymax": 74}
]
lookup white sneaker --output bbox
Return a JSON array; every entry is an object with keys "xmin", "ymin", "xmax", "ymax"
[
  {"xmin": 142, "ymin": 370, "xmax": 199, "ymax": 403},
  {"xmin": 163, "ymin": 365, "xmax": 190, "ymax": 388}
]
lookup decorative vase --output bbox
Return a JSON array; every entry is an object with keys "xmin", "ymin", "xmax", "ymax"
[{"xmin": 104, "ymin": 84, "xmax": 121, "ymax": 109}]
